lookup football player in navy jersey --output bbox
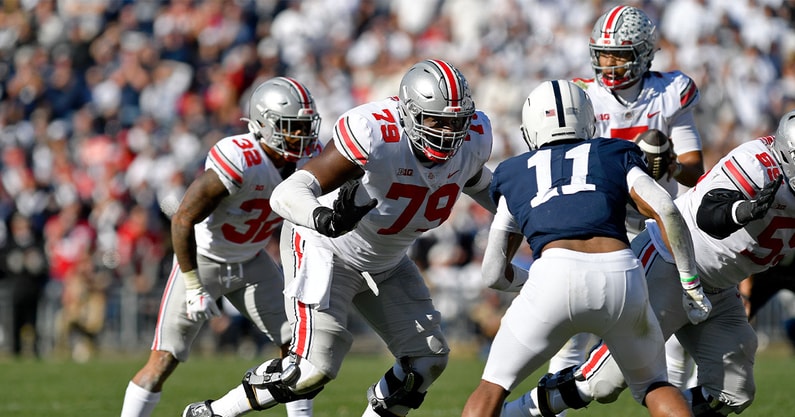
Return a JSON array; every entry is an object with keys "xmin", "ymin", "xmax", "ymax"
[{"xmin": 461, "ymin": 80, "xmax": 706, "ymax": 417}]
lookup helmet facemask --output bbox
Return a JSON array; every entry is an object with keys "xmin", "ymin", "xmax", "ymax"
[
  {"xmin": 403, "ymin": 100, "xmax": 473, "ymax": 162},
  {"xmin": 248, "ymin": 107, "xmax": 320, "ymax": 162}
]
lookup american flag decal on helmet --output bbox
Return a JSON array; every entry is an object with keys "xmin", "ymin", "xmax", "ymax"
[{"xmin": 427, "ymin": 59, "xmax": 463, "ymax": 109}]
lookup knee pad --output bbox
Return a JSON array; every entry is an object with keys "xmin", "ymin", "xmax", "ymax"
[
  {"xmin": 366, "ymin": 356, "xmax": 447, "ymax": 416},
  {"xmin": 536, "ymin": 365, "xmax": 590, "ymax": 417},
  {"xmin": 242, "ymin": 353, "xmax": 326, "ymax": 410}
]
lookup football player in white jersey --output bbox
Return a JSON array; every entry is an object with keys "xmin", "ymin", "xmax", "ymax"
[
  {"xmin": 575, "ymin": 4, "xmax": 705, "ymax": 238},
  {"xmin": 551, "ymin": 4, "xmax": 707, "ymax": 395},
  {"xmin": 182, "ymin": 59, "xmax": 496, "ymax": 417},
  {"xmin": 462, "ymin": 80, "xmax": 700, "ymax": 417},
  {"xmin": 120, "ymin": 77, "xmax": 321, "ymax": 417},
  {"xmin": 501, "ymin": 111, "xmax": 795, "ymax": 417}
]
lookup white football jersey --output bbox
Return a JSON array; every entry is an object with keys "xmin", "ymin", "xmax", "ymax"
[
  {"xmin": 575, "ymin": 70, "xmax": 701, "ymax": 197},
  {"xmin": 195, "ymin": 132, "xmax": 321, "ymax": 263},
  {"xmin": 316, "ymin": 96, "xmax": 493, "ymax": 273},
  {"xmin": 663, "ymin": 137, "xmax": 795, "ymax": 289}
]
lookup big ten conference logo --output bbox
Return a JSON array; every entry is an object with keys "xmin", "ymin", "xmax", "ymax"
[{"xmin": 396, "ymin": 168, "xmax": 414, "ymax": 177}]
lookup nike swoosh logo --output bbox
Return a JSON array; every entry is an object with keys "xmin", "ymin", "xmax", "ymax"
[
  {"xmin": 447, "ymin": 169, "xmax": 461, "ymax": 179},
  {"xmin": 647, "ymin": 111, "xmax": 661, "ymax": 118}
]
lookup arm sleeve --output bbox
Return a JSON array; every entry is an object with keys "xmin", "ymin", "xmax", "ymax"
[
  {"xmin": 481, "ymin": 197, "xmax": 527, "ymax": 291},
  {"xmin": 464, "ymin": 167, "xmax": 496, "ymax": 214},
  {"xmin": 629, "ymin": 168, "xmax": 698, "ymax": 279},
  {"xmin": 270, "ymin": 170, "xmax": 324, "ymax": 229},
  {"xmin": 695, "ymin": 189, "xmax": 746, "ymax": 239}
]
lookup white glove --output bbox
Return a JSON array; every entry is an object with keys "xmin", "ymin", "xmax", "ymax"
[
  {"xmin": 182, "ymin": 269, "xmax": 221, "ymax": 321},
  {"xmin": 682, "ymin": 285, "xmax": 712, "ymax": 325},
  {"xmin": 185, "ymin": 288, "xmax": 221, "ymax": 321}
]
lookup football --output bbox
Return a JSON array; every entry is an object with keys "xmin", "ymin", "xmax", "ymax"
[{"xmin": 635, "ymin": 129, "xmax": 672, "ymax": 180}]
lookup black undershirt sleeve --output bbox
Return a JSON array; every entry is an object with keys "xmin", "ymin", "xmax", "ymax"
[{"xmin": 696, "ymin": 188, "xmax": 744, "ymax": 239}]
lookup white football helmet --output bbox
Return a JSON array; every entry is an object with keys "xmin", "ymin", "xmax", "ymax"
[
  {"xmin": 521, "ymin": 80, "xmax": 595, "ymax": 150},
  {"xmin": 772, "ymin": 110, "xmax": 795, "ymax": 190},
  {"xmin": 245, "ymin": 77, "xmax": 320, "ymax": 161},
  {"xmin": 589, "ymin": 5, "xmax": 658, "ymax": 90},
  {"xmin": 398, "ymin": 59, "xmax": 475, "ymax": 163}
]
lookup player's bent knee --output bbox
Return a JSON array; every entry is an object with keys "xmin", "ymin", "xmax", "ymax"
[
  {"xmin": 366, "ymin": 355, "xmax": 447, "ymax": 416},
  {"xmin": 589, "ymin": 372, "xmax": 625, "ymax": 404},
  {"xmin": 242, "ymin": 354, "xmax": 329, "ymax": 410}
]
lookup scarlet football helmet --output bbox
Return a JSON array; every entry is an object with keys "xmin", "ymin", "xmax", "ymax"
[
  {"xmin": 772, "ymin": 110, "xmax": 795, "ymax": 191},
  {"xmin": 398, "ymin": 59, "xmax": 475, "ymax": 163},
  {"xmin": 245, "ymin": 77, "xmax": 320, "ymax": 161},
  {"xmin": 521, "ymin": 80, "xmax": 595, "ymax": 150},
  {"xmin": 589, "ymin": 5, "xmax": 658, "ymax": 90}
]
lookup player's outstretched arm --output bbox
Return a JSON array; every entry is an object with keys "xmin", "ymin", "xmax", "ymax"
[
  {"xmin": 630, "ymin": 168, "xmax": 710, "ymax": 324},
  {"xmin": 271, "ymin": 140, "xmax": 368, "ymax": 236},
  {"xmin": 481, "ymin": 197, "xmax": 527, "ymax": 292},
  {"xmin": 463, "ymin": 167, "xmax": 496, "ymax": 214}
]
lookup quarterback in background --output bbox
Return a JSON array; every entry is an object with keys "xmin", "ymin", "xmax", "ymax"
[
  {"xmin": 182, "ymin": 59, "xmax": 497, "ymax": 417},
  {"xmin": 551, "ymin": 4, "xmax": 707, "ymax": 397},
  {"xmin": 120, "ymin": 77, "xmax": 321, "ymax": 417}
]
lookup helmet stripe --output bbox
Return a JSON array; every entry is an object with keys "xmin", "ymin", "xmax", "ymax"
[
  {"xmin": 550, "ymin": 80, "xmax": 566, "ymax": 127},
  {"xmin": 428, "ymin": 59, "xmax": 461, "ymax": 105},
  {"xmin": 280, "ymin": 76, "xmax": 311, "ymax": 109},
  {"xmin": 602, "ymin": 5, "xmax": 628, "ymax": 38}
]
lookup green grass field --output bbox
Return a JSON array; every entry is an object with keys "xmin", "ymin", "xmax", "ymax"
[{"xmin": 2, "ymin": 343, "xmax": 793, "ymax": 417}]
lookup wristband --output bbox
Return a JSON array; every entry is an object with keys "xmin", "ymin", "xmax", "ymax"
[
  {"xmin": 680, "ymin": 274, "xmax": 700, "ymax": 289},
  {"xmin": 183, "ymin": 269, "xmax": 202, "ymax": 290}
]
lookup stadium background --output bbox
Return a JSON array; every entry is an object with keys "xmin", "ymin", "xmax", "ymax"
[{"xmin": 0, "ymin": 0, "xmax": 794, "ymax": 364}]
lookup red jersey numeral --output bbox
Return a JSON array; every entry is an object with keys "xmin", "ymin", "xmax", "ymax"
[
  {"xmin": 222, "ymin": 198, "xmax": 282, "ymax": 243},
  {"xmin": 377, "ymin": 183, "xmax": 460, "ymax": 234},
  {"xmin": 373, "ymin": 109, "xmax": 400, "ymax": 142}
]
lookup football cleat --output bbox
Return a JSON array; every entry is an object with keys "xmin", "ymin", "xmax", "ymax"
[{"xmin": 182, "ymin": 400, "xmax": 220, "ymax": 417}]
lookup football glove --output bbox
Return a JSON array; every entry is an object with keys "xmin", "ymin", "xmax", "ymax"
[
  {"xmin": 186, "ymin": 288, "xmax": 221, "ymax": 321},
  {"xmin": 183, "ymin": 270, "xmax": 221, "ymax": 322},
  {"xmin": 313, "ymin": 181, "xmax": 377, "ymax": 238},
  {"xmin": 681, "ymin": 275, "xmax": 711, "ymax": 325},
  {"xmin": 735, "ymin": 174, "xmax": 783, "ymax": 224}
]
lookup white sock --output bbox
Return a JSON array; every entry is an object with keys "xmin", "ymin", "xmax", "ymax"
[
  {"xmin": 501, "ymin": 390, "xmax": 533, "ymax": 417},
  {"xmin": 211, "ymin": 385, "xmax": 258, "ymax": 417},
  {"xmin": 286, "ymin": 399, "xmax": 313, "ymax": 416},
  {"xmin": 120, "ymin": 381, "xmax": 161, "ymax": 417}
]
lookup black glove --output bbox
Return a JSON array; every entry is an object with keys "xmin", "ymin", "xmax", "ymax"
[
  {"xmin": 735, "ymin": 174, "xmax": 783, "ymax": 224},
  {"xmin": 313, "ymin": 181, "xmax": 377, "ymax": 237}
]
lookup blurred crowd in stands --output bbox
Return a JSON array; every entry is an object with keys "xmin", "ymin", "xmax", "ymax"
[{"xmin": 1, "ymin": 0, "xmax": 795, "ymax": 360}]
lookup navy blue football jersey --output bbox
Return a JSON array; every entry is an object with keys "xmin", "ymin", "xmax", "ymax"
[{"xmin": 490, "ymin": 138, "xmax": 648, "ymax": 259}]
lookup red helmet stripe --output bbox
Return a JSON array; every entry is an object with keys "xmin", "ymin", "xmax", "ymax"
[
  {"xmin": 429, "ymin": 59, "xmax": 460, "ymax": 105},
  {"xmin": 280, "ymin": 76, "xmax": 311, "ymax": 109},
  {"xmin": 602, "ymin": 5, "xmax": 628, "ymax": 38}
]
